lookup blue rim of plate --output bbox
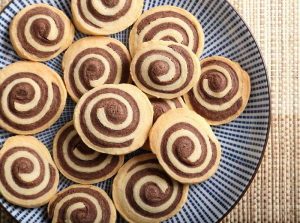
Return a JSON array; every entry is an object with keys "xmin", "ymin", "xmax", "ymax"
[{"xmin": 0, "ymin": 0, "xmax": 271, "ymax": 222}]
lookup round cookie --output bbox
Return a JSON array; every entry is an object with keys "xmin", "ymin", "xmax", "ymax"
[
  {"xmin": 74, "ymin": 84, "xmax": 153, "ymax": 155},
  {"xmin": 0, "ymin": 61, "xmax": 67, "ymax": 135},
  {"xmin": 149, "ymin": 108, "xmax": 221, "ymax": 184},
  {"xmin": 10, "ymin": 3, "xmax": 75, "ymax": 62},
  {"xmin": 129, "ymin": 5, "xmax": 205, "ymax": 56},
  {"xmin": 48, "ymin": 184, "xmax": 116, "ymax": 223},
  {"xmin": 53, "ymin": 121, "xmax": 124, "ymax": 184},
  {"xmin": 184, "ymin": 56, "xmax": 251, "ymax": 125},
  {"xmin": 113, "ymin": 153, "xmax": 189, "ymax": 223},
  {"xmin": 142, "ymin": 97, "xmax": 186, "ymax": 151},
  {"xmin": 130, "ymin": 41, "xmax": 201, "ymax": 99},
  {"xmin": 71, "ymin": 0, "xmax": 143, "ymax": 35},
  {"xmin": 63, "ymin": 37, "xmax": 131, "ymax": 102},
  {"xmin": 0, "ymin": 136, "xmax": 59, "ymax": 208}
]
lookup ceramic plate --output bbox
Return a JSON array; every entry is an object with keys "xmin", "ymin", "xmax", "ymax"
[{"xmin": 0, "ymin": 0, "xmax": 270, "ymax": 222}]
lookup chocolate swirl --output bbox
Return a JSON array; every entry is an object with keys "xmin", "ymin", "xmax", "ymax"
[
  {"xmin": 130, "ymin": 6, "xmax": 204, "ymax": 56},
  {"xmin": 74, "ymin": 84, "xmax": 153, "ymax": 155},
  {"xmin": 0, "ymin": 62, "xmax": 66, "ymax": 134},
  {"xmin": 11, "ymin": 4, "xmax": 74, "ymax": 60},
  {"xmin": 185, "ymin": 56, "xmax": 248, "ymax": 124},
  {"xmin": 48, "ymin": 185, "xmax": 116, "ymax": 223},
  {"xmin": 53, "ymin": 121, "xmax": 124, "ymax": 184},
  {"xmin": 113, "ymin": 154, "xmax": 189, "ymax": 222},
  {"xmin": 131, "ymin": 42, "xmax": 200, "ymax": 99},
  {"xmin": 64, "ymin": 37, "xmax": 130, "ymax": 101},
  {"xmin": 150, "ymin": 97, "xmax": 186, "ymax": 122},
  {"xmin": 72, "ymin": 0, "xmax": 143, "ymax": 34},
  {"xmin": 0, "ymin": 136, "xmax": 58, "ymax": 207},
  {"xmin": 150, "ymin": 109, "xmax": 221, "ymax": 184}
]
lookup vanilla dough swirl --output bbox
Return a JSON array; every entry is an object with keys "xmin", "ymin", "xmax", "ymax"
[
  {"xmin": 53, "ymin": 121, "xmax": 124, "ymax": 184},
  {"xmin": 150, "ymin": 109, "xmax": 221, "ymax": 184},
  {"xmin": 48, "ymin": 185, "xmax": 116, "ymax": 223},
  {"xmin": 0, "ymin": 61, "xmax": 67, "ymax": 135},
  {"xmin": 0, "ymin": 136, "xmax": 59, "ymax": 208},
  {"xmin": 10, "ymin": 4, "xmax": 74, "ymax": 61},
  {"xmin": 113, "ymin": 154, "xmax": 189, "ymax": 223}
]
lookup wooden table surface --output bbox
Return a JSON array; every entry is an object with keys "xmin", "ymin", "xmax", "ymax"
[{"xmin": 0, "ymin": 0, "xmax": 299, "ymax": 222}]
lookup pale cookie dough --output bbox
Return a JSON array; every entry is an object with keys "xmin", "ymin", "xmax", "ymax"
[
  {"xmin": 149, "ymin": 108, "xmax": 222, "ymax": 184},
  {"xmin": 53, "ymin": 121, "xmax": 124, "ymax": 184},
  {"xmin": 113, "ymin": 153, "xmax": 189, "ymax": 223},
  {"xmin": 0, "ymin": 61, "xmax": 67, "ymax": 135},
  {"xmin": 0, "ymin": 136, "xmax": 59, "ymax": 208},
  {"xmin": 63, "ymin": 37, "xmax": 131, "ymax": 102},
  {"xmin": 71, "ymin": 0, "xmax": 143, "ymax": 35},
  {"xmin": 184, "ymin": 56, "xmax": 251, "ymax": 125},
  {"xmin": 74, "ymin": 84, "xmax": 153, "ymax": 155},
  {"xmin": 129, "ymin": 5, "xmax": 205, "ymax": 56},
  {"xmin": 48, "ymin": 184, "xmax": 116, "ymax": 223},
  {"xmin": 131, "ymin": 41, "xmax": 201, "ymax": 99},
  {"xmin": 10, "ymin": 3, "xmax": 74, "ymax": 62}
]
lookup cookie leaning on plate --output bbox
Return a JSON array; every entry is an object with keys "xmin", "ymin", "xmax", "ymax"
[
  {"xmin": 53, "ymin": 121, "xmax": 124, "ymax": 184},
  {"xmin": 0, "ymin": 61, "xmax": 67, "ymax": 135},
  {"xmin": 63, "ymin": 37, "xmax": 131, "ymax": 102},
  {"xmin": 129, "ymin": 5, "xmax": 205, "ymax": 56},
  {"xmin": 149, "ymin": 108, "xmax": 221, "ymax": 184},
  {"xmin": 131, "ymin": 41, "xmax": 201, "ymax": 99},
  {"xmin": 10, "ymin": 3, "xmax": 74, "ymax": 62},
  {"xmin": 71, "ymin": 0, "xmax": 143, "ymax": 35},
  {"xmin": 74, "ymin": 84, "xmax": 153, "ymax": 155},
  {"xmin": 48, "ymin": 184, "xmax": 116, "ymax": 223},
  {"xmin": 184, "ymin": 56, "xmax": 251, "ymax": 125},
  {"xmin": 0, "ymin": 136, "xmax": 59, "ymax": 208},
  {"xmin": 113, "ymin": 153, "xmax": 189, "ymax": 223}
]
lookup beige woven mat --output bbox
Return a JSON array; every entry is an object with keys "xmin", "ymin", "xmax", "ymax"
[{"xmin": 0, "ymin": 0, "xmax": 299, "ymax": 222}]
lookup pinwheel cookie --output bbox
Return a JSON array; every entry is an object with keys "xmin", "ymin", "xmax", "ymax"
[
  {"xmin": 48, "ymin": 184, "xmax": 116, "ymax": 223},
  {"xmin": 131, "ymin": 41, "xmax": 201, "ymax": 99},
  {"xmin": 113, "ymin": 153, "xmax": 189, "ymax": 223},
  {"xmin": 71, "ymin": 0, "xmax": 143, "ymax": 35},
  {"xmin": 184, "ymin": 56, "xmax": 251, "ymax": 125},
  {"xmin": 10, "ymin": 4, "xmax": 74, "ymax": 61},
  {"xmin": 150, "ymin": 108, "xmax": 221, "ymax": 184},
  {"xmin": 0, "ymin": 61, "xmax": 67, "ymax": 135},
  {"xmin": 63, "ymin": 37, "xmax": 131, "ymax": 102},
  {"xmin": 53, "ymin": 121, "xmax": 124, "ymax": 184},
  {"xmin": 0, "ymin": 136, "xmax": 59, "ymax": 208},
  {"xmin": 74, "ymin": 84, "xmax": 153, "ymax": 155},
  {"xmin": 129, "ymin": 5, "xmax": 204, "ymax": 56}
]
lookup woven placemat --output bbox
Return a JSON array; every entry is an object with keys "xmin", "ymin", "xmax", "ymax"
[{"xmin": 0, "ymin": 0, "xmax": 299, "ymax": 222}]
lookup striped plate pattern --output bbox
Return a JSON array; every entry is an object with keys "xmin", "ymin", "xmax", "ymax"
[{"xmin": 0, "ymin": 0, "xmax": 270, "ymax": 222}]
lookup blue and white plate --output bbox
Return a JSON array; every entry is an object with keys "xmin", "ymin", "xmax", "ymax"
[{"xmin": 0, "ymin": 0, "xmax": 270, "ymax": 222}]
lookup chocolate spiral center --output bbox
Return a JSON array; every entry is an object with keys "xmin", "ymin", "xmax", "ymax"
[
  {"xmin": 173, "ymin": 136, "xmax": 195, "ymax": 165},
  {"xmin": 10, "ymin": 83, "xmax": 35, "ymax": 103},
  {"xmin": 80, "ymin": 58, "xmax": 104, "ymax": 83},
  {"xmin": 102, "ymin": 0, "xmax": 119, "ymax": 8}
]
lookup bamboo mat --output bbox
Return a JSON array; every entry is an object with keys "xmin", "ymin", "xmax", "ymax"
[{"xmin": 0, "ymin": 0, "xmax": 299, "ymax": 222}]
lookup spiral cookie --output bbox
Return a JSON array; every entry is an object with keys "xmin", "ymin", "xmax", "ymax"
[
  {"xmin": 113, "ymin": 153, "xmax": 189, "ymax": 223},
  {"xmin": 74, "ymin": 84, "xmax": 153, "ymax": 155},
  {"xmin": 10, "ymin": 4, "xmax": 75, "ymax": 62},
  {"xmin": 63, "ymin": 37, "xmax": 131, "ymax": 102},
  {"xmin": 0, "ymin": 136, "xmax": 59, "ymax": 208},
  {"xmin": 48, "ymin": 184, "xmax": 116, "ymax": 223},
  {"xmin": 53, "ymin": 121, "xmax": 124, "ymax": 184},
  {"xmin": 71, "ymin": 0, "xmax": 143, "ymax": 35},
  {"xmin": 149, "ymin": 108, "xmax": 221, "ymax": 184},
  {"xmin": 131, "ymin": 41, "xmax": 201, "ymax": 99},
  {"xmin": 129, "ymin": 6, "xmax": 204, "ymax": 56},
  {"xmin": 184, "ymin": 56, "xmax": 251, "ymax": 125},
  {"xmin": 0, "ymin": 62, "xmax": 67, "ymax": 135}
]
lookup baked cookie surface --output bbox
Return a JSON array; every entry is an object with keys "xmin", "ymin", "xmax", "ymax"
[
  {"xmin": 0, "ymin": 61, "xmax": 67, "ymax": 135},
  {"xmin": 0, "ymin": 136, "xmax": 59, "ymax": 208},
  {"xmin": 10, "ymin": 3, "xmax": 74, "ymax": 61},
  {"xmin": 149, "ymin": 108, "xmax": 221, "ymax": 184}
]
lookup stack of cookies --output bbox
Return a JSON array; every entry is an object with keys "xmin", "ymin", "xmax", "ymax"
[{"xmin": 0, "ymin": 1, "xmax": 251, "ymax": 223}]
